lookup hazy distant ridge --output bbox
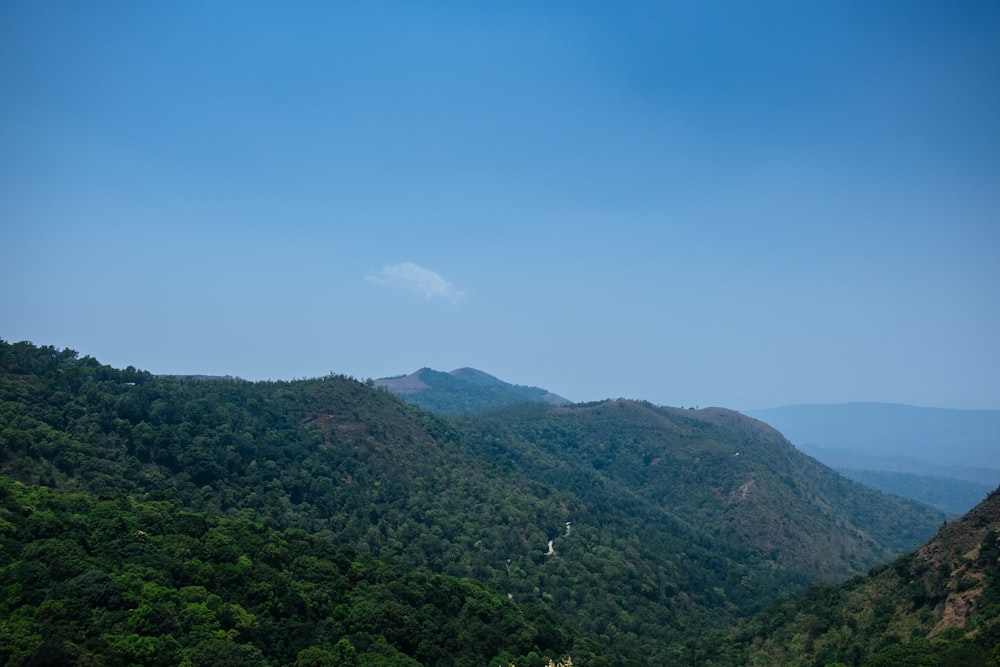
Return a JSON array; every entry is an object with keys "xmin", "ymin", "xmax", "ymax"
[
  {"xmin": 747, "ymin": 402, "xmax": 1000, "ymax": 469},
  {"xmin": 747, "ymin": 402, "xmax": 1000, "ymax": 513}
]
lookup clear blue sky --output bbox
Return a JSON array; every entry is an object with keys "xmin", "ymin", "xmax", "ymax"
[{"xmin": 2, "ymin": 1, "xmax": 998, "ymax": 410}]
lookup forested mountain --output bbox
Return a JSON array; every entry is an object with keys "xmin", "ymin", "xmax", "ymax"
[
  {"xmin": 461, "ymin": 403, "xmax": 945, "ymax": 584},
  {"xmin": 375, "ymin": 367, "xmax": 570, "ymax": 414},
  {"xmin": 0, "ymin": 340, "xmax": 950, "ymax": 664},
  {"xmin": 712, "ymin": 486, "xmax": 1000, "ymax": 666}
]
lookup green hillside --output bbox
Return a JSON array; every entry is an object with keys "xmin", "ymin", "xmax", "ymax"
[
  {"xmin": 713, "ymin": 487, "xmax": 1000, "ymax": 666},
  {"xmin": 462, "ymin": 402, "xmax": 946, "ymax": 584},
  {"xmin": 0, "ymin": 478, "xmax": 567, "ymax": 667},
  {"xmin": 0, "ymin": 340, "xmax": 951, "ymax": 664}
]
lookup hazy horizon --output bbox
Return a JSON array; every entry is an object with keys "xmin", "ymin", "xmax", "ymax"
[{"xmin": 3, "ymin": 2, "xmax": 998, "ymax": 411}]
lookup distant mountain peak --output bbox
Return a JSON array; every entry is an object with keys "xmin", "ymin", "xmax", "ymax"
[
  {"xmin": 374, "ymin": 367, "xmax": 571, "ymax": 414},
  {"xmin": 374, "ymin": 369, "xmax": 430, "ymax": 394},
  {"xmin": 447, "ymin": 367, "xmax": 506, "ymax": 386}
]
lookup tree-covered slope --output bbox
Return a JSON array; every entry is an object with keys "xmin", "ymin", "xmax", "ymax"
[
  {"xmin": 0, "ymin": 341, "xmax": 746, "ymax": 661},
  {"xmin": 462, "ymin": 401, "xmax": 948, "ymax": 583},
  {"xmin": 0, "ymin": 340, "xmax": 949, "ymax": 664},
  {"xmin": 714, "ymin": 486, "xmax": 1000, "ymax": 667},
  {"xmin": 0, "ymin": 477, "xmax": 570, "ymax": 667}
]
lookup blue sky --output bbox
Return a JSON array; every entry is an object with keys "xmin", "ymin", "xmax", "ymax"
[{"xmin": 2, "ymin": 1, "xmax": 998, "ymax": 410}]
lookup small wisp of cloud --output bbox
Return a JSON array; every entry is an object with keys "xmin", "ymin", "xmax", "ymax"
[{"xmin": 366, "ymin": 262, "xmax": 464, "ymax": 304}]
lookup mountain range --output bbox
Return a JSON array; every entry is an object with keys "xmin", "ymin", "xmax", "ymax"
[
  {"xmin": 379, "ymin": 373, "xmax": 1000, "ymax": 514},
  {"xmin": 1, "ymin": 340, "xmax": 992, "ymax": 666}
]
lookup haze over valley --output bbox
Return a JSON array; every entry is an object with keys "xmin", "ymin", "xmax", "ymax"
[{"xmin": 747, "ymin": 403, "xmax": 1000, "ymax": 514}]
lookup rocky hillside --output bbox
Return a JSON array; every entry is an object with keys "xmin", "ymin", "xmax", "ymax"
[{"xmin": 716, "ymin": 486, "xmax": 1000, "ymax": 666}]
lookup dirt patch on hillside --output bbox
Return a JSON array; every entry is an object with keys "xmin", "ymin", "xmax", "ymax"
[
  {"xmin": 374, "ymin": 371, "xmax": 429, "ymax": 394},
  {"xmin": 929, "ymin": 579, "xmax": 985, "ymax": 637}
]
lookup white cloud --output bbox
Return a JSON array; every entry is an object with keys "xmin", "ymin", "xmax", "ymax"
[{"xmin": 366, "ymin": 262, "xmax": 464, "ymax": 303}]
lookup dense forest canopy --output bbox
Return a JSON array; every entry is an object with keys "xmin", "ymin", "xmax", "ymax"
[
  {"xmin": 0, "ymin": 339, "xmax": 969, "ymax": 665},
  {"xmin": 0, "ymin": 477, "xmax": 569, "ymax": 667}
]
